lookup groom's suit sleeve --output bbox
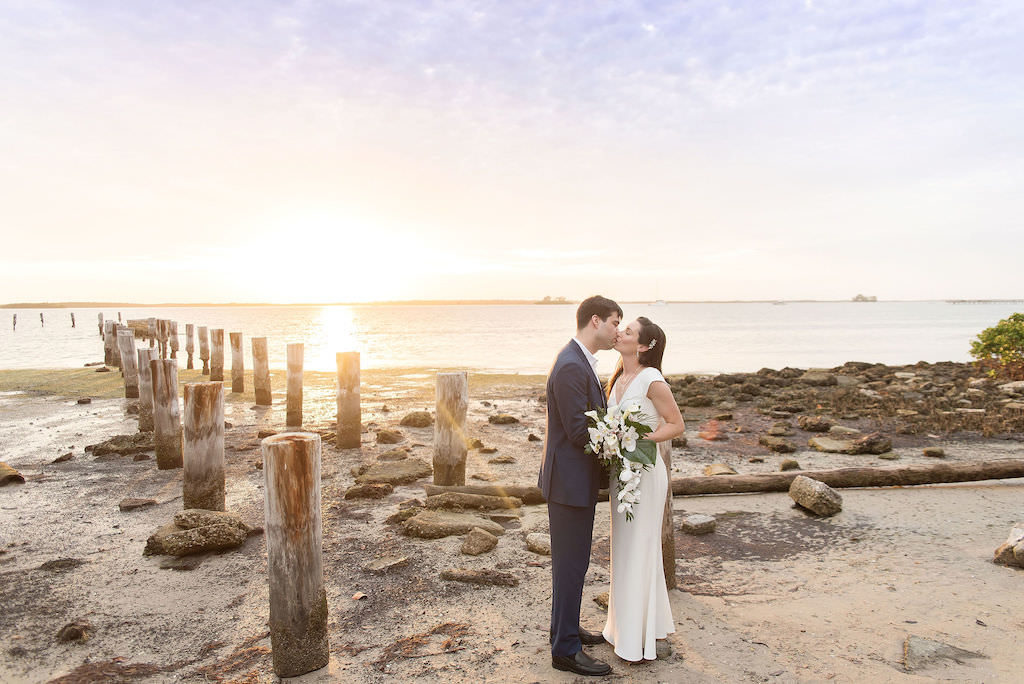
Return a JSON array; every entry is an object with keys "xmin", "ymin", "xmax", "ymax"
[{"xmin": 551, "ymin": 362, "xmax": 595, "ymax": 450}]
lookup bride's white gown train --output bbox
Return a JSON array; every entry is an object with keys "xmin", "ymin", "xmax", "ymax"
[{"xmin": 602, "ymin": 366, "xmax": 675, "ymax": 661}]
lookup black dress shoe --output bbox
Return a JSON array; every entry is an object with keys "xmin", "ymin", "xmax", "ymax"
[
  {"xmin": 552, "ymin": 650, "xmax": 612, "ymax": 676},
  {"xmin": 549, "ymin": 627, "xmax": 606, "ymax": 646}
]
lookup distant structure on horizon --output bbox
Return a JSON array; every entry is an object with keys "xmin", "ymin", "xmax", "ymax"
[
  {"xmin": 852, "ymin": 294, "xmax": 878, "ymax": 302},
  {"xmin": 536, "ymin": 296, "xmax": 569, "ymax": 305}
]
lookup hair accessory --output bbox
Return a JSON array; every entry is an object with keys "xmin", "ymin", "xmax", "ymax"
[{"xmin": 647, "ymin": 339, "xmax": 657, "ymax": 350}]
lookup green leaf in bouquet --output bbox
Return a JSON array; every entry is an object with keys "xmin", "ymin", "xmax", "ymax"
[{"xmin": 622, "ymin": 438, "xmax": 657, "ymax": 466}]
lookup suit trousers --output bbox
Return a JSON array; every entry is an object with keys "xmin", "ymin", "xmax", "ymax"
[{"xmin": 547, "ymin": 499, "xmax": 596, "ymax": 657}]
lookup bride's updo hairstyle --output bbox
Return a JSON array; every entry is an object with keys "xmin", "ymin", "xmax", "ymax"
[{"xmin": 636, "ymin": 316, "xmax": 667, "ymax": 372}]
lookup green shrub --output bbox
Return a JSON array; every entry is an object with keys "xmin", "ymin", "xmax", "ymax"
[{"xmin": 970, "ymin": 312, "xmax": 1024, "ymax": 379}]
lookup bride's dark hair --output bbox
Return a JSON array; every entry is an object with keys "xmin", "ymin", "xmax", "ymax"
[{"xmin": 605, "ymin": 316, "xmax": 668, "ymax": 398}]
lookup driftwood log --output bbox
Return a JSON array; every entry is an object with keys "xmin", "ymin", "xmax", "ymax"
[
  {"xmin": 670, "ymin": 459, "xmax": 1024, "ymax": 496},
  {"xmin": 434, "ymin": 372, "xmax": 468, "ymax": 486},
  {"xmin": 423, "ymin": 483, "xmax": 545, "ymax": 505}
]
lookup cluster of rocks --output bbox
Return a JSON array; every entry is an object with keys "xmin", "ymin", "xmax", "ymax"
[
  {"xmin": 669, "ymin": 362, "xmax": 1024, "ymax": 435},
  {"xmin": 992, "ymin": 522, "xmax": 1024, "ymax": 569},
  {"xmin": 144, "ymin": 509, "xmax": 261, "ymax": 557}
]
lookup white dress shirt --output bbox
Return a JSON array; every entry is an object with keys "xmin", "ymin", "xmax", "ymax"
[{"xmin": 572, "ymin": 337, "xmax": 602, "ymax": 388}]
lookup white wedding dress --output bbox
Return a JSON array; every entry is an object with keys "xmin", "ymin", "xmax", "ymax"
[{"xmin": 602, "ymin": 366, "xmax": 675, "ymax": 661}]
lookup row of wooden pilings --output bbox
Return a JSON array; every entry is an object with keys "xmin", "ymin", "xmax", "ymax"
[{"xmin": 99, "ymin": 316, "xmax": 471, "ymax": 677}]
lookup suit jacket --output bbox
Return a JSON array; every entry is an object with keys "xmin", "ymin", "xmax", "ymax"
[{"xmin": 538, "ymin": 340, "xmax": 608, "ymax": 507}]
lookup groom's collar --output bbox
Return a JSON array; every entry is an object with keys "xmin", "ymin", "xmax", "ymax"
[{"xmin": 572, "ymin": 337, "xmax": 602, "ymax": 388}]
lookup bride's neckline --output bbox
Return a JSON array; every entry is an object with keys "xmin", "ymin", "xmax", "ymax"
[{"xmin": 613, "ymin": 366, "xmax": 647, "ymax": 405}]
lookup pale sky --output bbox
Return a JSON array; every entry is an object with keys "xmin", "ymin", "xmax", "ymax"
[{"xmin": 3, "ymin": 1, "xmax": 1022, "ymax": 303}]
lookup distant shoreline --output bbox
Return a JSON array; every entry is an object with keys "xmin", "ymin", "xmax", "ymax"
[{"xmin": 4, "ymin": 298, "xmax": 1022, "ymax": 309}]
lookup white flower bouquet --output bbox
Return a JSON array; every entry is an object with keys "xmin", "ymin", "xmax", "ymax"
[{"xmin": 583, "ymin": 403, "xmax": 657, "ymax": 521}]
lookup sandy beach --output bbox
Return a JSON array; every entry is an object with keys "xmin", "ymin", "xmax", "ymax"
[{"xmin": 1, "ymin": 364, "xmax": 1022, "ymax": 683}]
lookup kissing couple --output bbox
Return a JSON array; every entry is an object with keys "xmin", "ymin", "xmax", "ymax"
[{"xmin": 538, "ymin": 295, "xmax": 686, "ymax": 676}]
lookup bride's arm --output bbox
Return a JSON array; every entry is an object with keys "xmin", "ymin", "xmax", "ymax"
[{"xmin": 644, "ymin": 381, "xmax": 686, "ymax": 443}]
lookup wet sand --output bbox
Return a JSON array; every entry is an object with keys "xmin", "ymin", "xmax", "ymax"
[{"xmin": 0, "ymin": 369, "xmax": 1022, "ymax": 683}]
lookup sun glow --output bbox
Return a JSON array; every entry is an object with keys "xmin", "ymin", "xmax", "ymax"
[
  {"xmin": 312, "ymin": 306, "xmax": 362, "ymax": 370},
  {"xmin": 251, "ymin": 210, "xmax": 434, "ymax": 303}
]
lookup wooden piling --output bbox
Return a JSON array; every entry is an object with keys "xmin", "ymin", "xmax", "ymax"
[
  {"xmin": 11, "ymin": 314, "xmax": 15, "ymax": 331},
  {"xmin": 116, "ymin": 329, "xmax": 140, "ymax": 399},
  {"xmin": 433, "ymin": 372, "xmax": 468, "ymax": 486},
  {"xmin": 659, "ymin": 441, "xmax": 676, "ymax": 590},
  {"xmin": 210, "ymin": 329, "xmax": 225, "ymax": 382},
  {"xmin": 286, "ymin": 344, "xmax": 303, "ymax": 428},
  {"xmin": 147, "ymin": 317, "xmax": 156, "ymax": 348},
  {"xmin": 70, "ymin": 312, "xmax": 75, "ymax": 328},
  {"xmin": 169, "ymin": 321, "xmax": 180, "ymax": 360},
  {"xmin": 198, "ymin": 326, "xmax": 210, "ymax": 375},
  {"xmin": 183, "ymin": 382, "xmax": 225, "ymax": 511},
  {"xmin": 262, "ymin": 432, "xmax": 329, "ymax": 677},
  {"xmin": 230, "ymin": 332, "xmax": 244, "ymax": 393},
  {"xmin": 156, "ymin": 319, "xmax": 170, "ymax": 359},
  {"xmin": 335, "ymin": 352, "xmax": 361, "ymax": 449},
  {"xmin": 252, "ymin": 337, "xmax": 272, "ymax": 406},
  {"xmin": 151, "ymin": 358, "xmax": 183, "ymax": 469},
  {"xmin": 40, "ymin": 312, "xmax": 44, "ymax": 327},
  {"xmin": 103, "ymin": 320, "xmax": 117, "ymax": 367},
  {"xmin": 97, "ymin": 312, "xmax": 103, "ymax": 336},
  {"xmin": 185, "ymin": 324, "xmax": 195, "ymax": 370},
  {"xmin": 137, "ymin": 348, "xmax": 156, "ymax": 432}
]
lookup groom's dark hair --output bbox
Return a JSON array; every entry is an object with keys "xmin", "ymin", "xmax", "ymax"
[{"xmin": 576, "ymin": 295, "xmax": 622, "ymax": 330}]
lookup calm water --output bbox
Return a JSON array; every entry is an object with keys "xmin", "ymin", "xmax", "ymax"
[{"xmin": 0, "ymin": 302, "xmax": 1019, "ymax": 376}]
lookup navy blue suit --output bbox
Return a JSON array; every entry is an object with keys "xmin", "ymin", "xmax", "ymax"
[{"xmin": 538, "ymin": 340, "xmax": 607, "ymax": 657}]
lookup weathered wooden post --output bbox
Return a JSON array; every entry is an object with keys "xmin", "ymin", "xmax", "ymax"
[
  {"xmin": 11, "ymin": 314, "xmax": 15, "ymax": 331},
  {"xmin": 252, "ymin": 337, "xmax": 272, "ymax": 406},
  {"xmin": 147, "ymin": 317, "xmax": 157, "ymax": 348},
  {"xmin": 137, "ymin": 348, "xmax": 157, "ymax": 432},
  {"xmin": 262, "ymin": 432, "xmax": 329, "ymax": 677},
  {"xmin": 286, "ymin": 344, "xmax": 303, "ymax": 428},
  {"xmin": 103, "ymin": 320, "xmax": 117, "ymax": 367},
  {"xmin": 335, "ymin": 352, "xmax": 361, "ymax": 448},
  {"xmin": 210, "ymin": 329, "xmax": 225, "ymax": 382},
  {"xmin": 183, "ymin": 382, "xmax": 225, "ymax": 511},
  {"xmin": 117, "ymin": 312, "xmax": 122, "ymax": 323},
  {"xmin": 97, "ymin": 312, "xmax": 103, "ymax": 336},
  {"xmin": 169, "ymin": 321, "xmax": 180, "ymax": 360},
  {"xmin": 156, "ymin": 319, "xmax": 170, "ymax": 359},
  {"xmin": 116, "ymin": 329, "xmax": 140, "ymax": 399},
  {"xmin": 185, "ymin": 324, "xmax": 195, "ymax": 370},
  {"xmin": 230, "ymin": 332, "xmax": 244, "ymax": 393},
  {"xmin": 70, "ymin": 312, "xmax": 75, "ymax": 328},
  {"xmin": 660, "ymin": 441, "xmax": 676, "ymax": 590},
  {"xmin": 151, "ymin": 358, "xmax": 183, "ymax": 469},
  {"xmin": 198, "ymin": 326, "xmax": 210, "ymax": 375},
  {"xmin": 40, "ymin": 312, "xmax": 44, "ymax": 327},
  {"xmin": 434, "ymin": 372, "xmax": 468, "ymax": 485}
]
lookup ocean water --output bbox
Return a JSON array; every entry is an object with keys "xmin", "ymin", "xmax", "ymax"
[{"xmin": 0, "ymin": 302, "xmax": 1020, "ymax": 376}]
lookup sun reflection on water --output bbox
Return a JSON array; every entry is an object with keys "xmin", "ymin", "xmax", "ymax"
[{"xmin": 312, "ymin": 306, "xmax": 363, "ymax": 370}]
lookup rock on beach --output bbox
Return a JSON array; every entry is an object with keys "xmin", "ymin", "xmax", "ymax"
[
  {"xmin": 402, "ymin": 510, "xmax": 504, "ymax": 539},
  {"xmin": 788, "ymin": 475, "xmax": 843, "ymax": 516}
]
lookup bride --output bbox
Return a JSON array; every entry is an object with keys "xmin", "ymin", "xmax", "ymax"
[{"xmin": 601, "ymin": 316, "xmax": 685, "ymax": 662}]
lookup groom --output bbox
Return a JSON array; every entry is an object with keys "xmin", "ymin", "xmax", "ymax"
[{"xmin": 538, "ymin": 295, "xmax": 622, "ymax": 676}]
